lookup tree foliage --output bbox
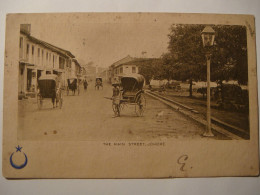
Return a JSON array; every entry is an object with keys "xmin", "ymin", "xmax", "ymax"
[
  {"xmin": 136, "ymin": 59, "xmax": 163, "ymax": 84},
  {"xmin": 163, "ymin": 24, "xmax": 248, "ymax": 96},
  {"xmin": 211, "ymin": 25, "xmax": 248, "ymax": 85}
]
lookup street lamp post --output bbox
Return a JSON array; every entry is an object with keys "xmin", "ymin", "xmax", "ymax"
[{"xmin": 201, "ymin": 26, "xmax": 215, "ymax": 137}]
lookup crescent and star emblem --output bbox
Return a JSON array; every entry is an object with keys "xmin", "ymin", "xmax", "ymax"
[{"xmin": 10, "ymin": 145, "xmax": 28, "ymax": 169}]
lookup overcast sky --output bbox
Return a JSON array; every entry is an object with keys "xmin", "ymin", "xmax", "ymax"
[{"xmin": 27, "ymin": 14, "xmax": 172, "ymax": 68}]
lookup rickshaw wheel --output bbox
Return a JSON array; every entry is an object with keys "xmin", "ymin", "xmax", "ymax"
[
  {"xmin": 37, "ymin": 94, "xmax": 43, "ymax": 109},
  {"xmin": 135, "ymin": 94, "xmax": 146, "ymax": 116}
]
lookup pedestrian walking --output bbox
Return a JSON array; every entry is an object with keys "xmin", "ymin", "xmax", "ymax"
[{"xmin": 84, "ymin": 79, "xmax": 88, "ymax": 92}]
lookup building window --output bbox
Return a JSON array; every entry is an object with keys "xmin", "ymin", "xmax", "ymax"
[
  {"xmin": 19, "ymin": 37, "xmax": 23, "ymax": 48},
  {"xmin": 26, "ymin": 44, "xmax": 29, "ymax": 54},
  {"xmin": 53, "ymin": 55, "xmax": 55, "ymax": 67},
  {"xmin": 32, "ymin": 45, "xmax": 34, "ymax": 55},
  {"xmin": 46, "ymin": 52, "xmax": 48, "ymax": 60},
  {"xmin": 132, "ymin": 66, "xmax": 136, "ymax": 73},
  {"xmin": 120, "ymin": 67, "xmax": 123, "ymax": 74},
  {"xmin": 67, "ymin": 59, "xmax": 71, "ymax": 68},
  {"xmin": 38, "ymin": 48, "xmax": 40, "ymax": 57},
  {"xmin": 59, "ymin": 57, "xmax": 65, "ymax": 69}
]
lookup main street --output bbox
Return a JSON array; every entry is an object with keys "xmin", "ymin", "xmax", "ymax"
[{"xmin": 18, "ymin": 82, "xmax": 227, "ymax": 141}]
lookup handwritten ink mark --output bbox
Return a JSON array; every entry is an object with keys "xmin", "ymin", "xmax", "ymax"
[{"xmin": 177, "ymin": 155, "xmax": 189, "ymax": 171}]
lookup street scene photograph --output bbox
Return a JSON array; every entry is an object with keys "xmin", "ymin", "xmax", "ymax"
[{"xmin": 17, "ymin": 14, "xmax": 249, "ymax": 141}]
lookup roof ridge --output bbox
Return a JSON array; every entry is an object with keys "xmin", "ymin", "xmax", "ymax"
[{"xmin": 21, "ymin": 30, "xmax": 75, "ymax": 58}]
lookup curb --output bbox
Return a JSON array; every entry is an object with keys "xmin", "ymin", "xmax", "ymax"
[
  {"xmin": 148, "ymin": 91, "xmax": 199, "ymax": 114},
  {"xmin": 146, "ymin": 91, "xmax": 243, "ymax": 140}
]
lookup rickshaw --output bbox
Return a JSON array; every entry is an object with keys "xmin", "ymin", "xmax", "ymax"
[
  {"xmin": 112, "ymin": 74, "xmax": 146, "ymax": 116},
  {"xmin": 95, "ymin": 77, "xmax": 103, "ymax": 90},
  {"xmin": 67, "ymin": 77, "xmax": 79, "ymax": 95},
  {"xmin": 37, "ymin": 74, "xmax": 63, "ymax": 109}
]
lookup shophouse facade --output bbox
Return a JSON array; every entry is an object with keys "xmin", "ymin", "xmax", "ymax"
[{"xmin": 19, "ymin": 24, "xmax": 80, "ymax": 98}]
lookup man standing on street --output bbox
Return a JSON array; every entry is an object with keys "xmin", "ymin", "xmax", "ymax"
[
  {"xmin": 84, "ymin": 79, "xmax": 88, "ymax": 92},
  {"xmin": 112, "ymin": 82, "xmax": 120, "ymax": 117}
]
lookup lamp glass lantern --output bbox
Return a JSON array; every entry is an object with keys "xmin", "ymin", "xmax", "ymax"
[{"xmin": 201, "ymin": 26, "xmax": 215, "ymax": 47}]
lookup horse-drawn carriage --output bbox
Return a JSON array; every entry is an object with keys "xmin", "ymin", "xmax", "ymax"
[
  {"xmin": 95, "ymin": 77, "xmax": 103, "ymax": 90},
  {"xmin": 37, "ymin": 74, "xmax": 63, "ymax": 109},
  {"xmin": 67, "ymin": 77, "xmax": 79, "ymax": 95},
  {"xmin": 112, "ymin": 74, "xmax": 146, "ymax": 116}
]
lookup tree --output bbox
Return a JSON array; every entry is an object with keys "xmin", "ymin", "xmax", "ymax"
[
  {"xmin": 167, "ymin": 24, "xmax": 206, "ymax": 97},
  {"xmin": 165, "ymin": 24, "xmax": 248, "ymax": 97},
  {"xmin": 209, "ymin": 25, "xmax": 248, "ymax": 102},
  {"xmin": 136, "ymin": 59, "xmax": 163, "ymax": 84},
  {"xmin": 211, "ymin": 25, "xmax": 248, "ymax": 85}
]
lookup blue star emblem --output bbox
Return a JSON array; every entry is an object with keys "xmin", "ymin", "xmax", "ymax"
[{"xmin": 16, "ymin": 145, "xmax": 22, "ymax": 152}]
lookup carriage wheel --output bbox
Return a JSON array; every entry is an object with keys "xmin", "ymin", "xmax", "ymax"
[
  {"xmin": 37, "ymin": 94, "xmax": 43, "ymax": 109},
  {"xmin": 135, "ymin": 94, "xmax": 146, "ymax": 116}
]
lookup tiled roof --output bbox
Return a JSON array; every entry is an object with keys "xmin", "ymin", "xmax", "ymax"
[
  {"xmin": 21, "ymin": 30, "xmax": 75, "ymax": 58},
  {"xmin": 111, "ymin": 55, "xmax": 135, "ymax": 68},
  {"xmin": 111, "ymin": 55, "xmax": 157, "ymax": 68},
  {"xmin": 72, "ymin": 58, "xmax": 81, "ymax": 67}
]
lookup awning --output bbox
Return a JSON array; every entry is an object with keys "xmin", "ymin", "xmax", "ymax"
[
  {"xmin": 53, "ymin": 69, "xmax": 65, "ymax": 73},
  {"xmin": 26, "ymin": 67, "xmax": 36, "ymax": 70},
  {"xmin": 39, "ymin": 74, "xmax": 58, "ymax": 80},
  {"xmin": 19, "ymin": 61, "xmax": 35, "ymax": 66},
  {"xmin": 36, "ymin": 67, "xmax": 45, "ymax": 71}
]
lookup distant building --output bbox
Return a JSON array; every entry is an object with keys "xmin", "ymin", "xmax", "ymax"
[
  {"xmin": 71, "ymin": 59, "xmax": 81, "ymax": 78},
  {"xmin": 84, "ymin": 64, "xmax": 96, "ymax": 81},
  {"xmin": 108, "ymin": 55, "xmax": 156, "ymax": 83},
  {"xmin": 19, "ymin": 24, "xmax": 81, "ymax": 98},
  {"xmin": 99, "ymin": 69, "xmax": 109, "ymax": 82},
  {"xmin": 81, "ymin": 67, "xmax": 87, "ymax": 78},
  {"xmin": 109, "ymin": 55, "xmax": 139, "ymax": 83}
]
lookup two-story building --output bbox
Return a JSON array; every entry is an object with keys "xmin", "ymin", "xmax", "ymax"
[
  {"xmin": 109, "ymin": 55, "xmax": 139, "ymax": 83},
  {"xmin": 19, "ymin": 24, "xmax": 81, "ymax": 98},
  {"xmin": 71, "ymin": 59, "xmax": 81, "ymax": 78}
]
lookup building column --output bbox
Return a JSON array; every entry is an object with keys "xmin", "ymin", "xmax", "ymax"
[{"xmin": 23, "ymin": 65, "xmax": 27, "ymax": 93}]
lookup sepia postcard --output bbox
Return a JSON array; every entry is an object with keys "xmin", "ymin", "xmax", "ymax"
[{"xmin": 2, "ymin": 13, "xmax": 259, "ymax": 178}]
